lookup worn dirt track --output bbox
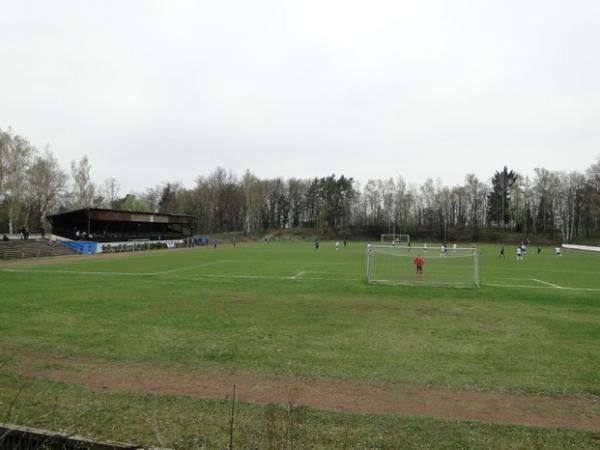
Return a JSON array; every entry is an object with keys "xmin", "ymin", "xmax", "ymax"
[{"xmin": 9, "ymin": 356, "xmax": 600, "ymax": 431}]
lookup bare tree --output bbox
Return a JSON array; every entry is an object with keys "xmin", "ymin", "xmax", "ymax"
[
  {"xmin": 70, "ymin": 156, "xmax": 97, "ymax": 208},
  {"xmin": 364, "ymin": 179, "xmax": 382, "ymax": 226},
  {"xmin": 464, "ymin": 174, "xmax": 488, "ymax": 239},
  {"xmin": 102, "ymin": 177, "xmax": 121, "ymax": 208},
  {"xmin": 0, "ymin": 128, "xmax": 34, "ymax": 233},
  {"xmin": 26, "ymin": 147, "xmax": 68, "ymax": 230},
  {"xmin": 532, "ymin": 168, "xmax": 561, "ymax": 235},
  {"xmin": 555, "ymin": 172, "xmax": 585, "ymax": 243},
  {"xmin": 241, "ymin": 170, "xmax": 264, "ymax": 233},
  {"xmin": 584, "ymin": 157, "xmax": 600, "ymax": 237}
]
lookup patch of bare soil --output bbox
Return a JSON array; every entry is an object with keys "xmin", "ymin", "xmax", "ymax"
[{"xmin": 9, "ymin": 355, "xmax": 600, "ymax": 431}]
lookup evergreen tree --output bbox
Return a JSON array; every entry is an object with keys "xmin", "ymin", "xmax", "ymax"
[{"xmin": 487, "ymin": 166, "xmax": 517, "ymax": 227}]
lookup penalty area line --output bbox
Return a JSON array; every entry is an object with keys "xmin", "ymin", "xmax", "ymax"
[
  {"xmin": 531, "ymin": 278, "xmax": 562, "ymax": 289},
  {"xmin": 159, "ymin": 273, "xmax": 360, "ymax": 283},
  {"xmin": 0, "ymin": 268, "xmax": 160, "ymax": 276},
  {"xmin": 0, "ymin": 268, "xmax": 360, "ymax": 283},
  {"xmin": 486, "ymin": 283, "xmax": 548, "ymax": 290},
  {"xmin": 486, "ymin": 282, "xmax": 600, "ymax": 291},
  {"xmin": 157, "ymin": 260, "xmax": 230, "ymax": 274}
]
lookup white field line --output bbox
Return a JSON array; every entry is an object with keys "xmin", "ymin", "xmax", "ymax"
[
  {"xmin": 490, "ymin": 266, "xmax": 600, "ymax": 274},
  {"xmin": 491, "ymin": 276, "xmax": 600, "ymax": 291},
  {"xmin": 303, "ymin": 271, "xmax": 344, "ymax": 274},
  {"xmin": 306, "ymin": 261, "xmax": 358, "ymax": 266},
  {"xmin": 174, "ymin": 274, "xmax": 294, "ymax": 280},
  {"xmin": 157, "ymin": 260, "xmax": 230, "ymax": 274},
  {"xmin": 0, "ymin": 260, "xmax": 232, "ymax": 277},
  {"xmin": 370, "ymin": 280, "xmax": 470, "ymax": 288},
  {"xmin": 494, "ymin": 276, "xmax": 545, "ymax": 281},
  {"xmin": 189, "ymin": 273, "xmax": 355, "ymax": 282},
  {"xmin": 158, "ymin": 274, "xmax": 359, "ymax": 282},
  {"xmin": 0, "ymin": 268, "xmax": 358, "ymax": 283},
  {"xmin": 291, "ymin": 271, "xmax": 305, "ymax": 279},
  {"xmin": 0, "ymin": 268, "xmax": 160, "ymax": 276},
  {"xmin": 4, "ymin": 268, "xmax": 600, "ymax": 290},
  {"xmin": 486, "ymin": 283, "xmax": 549, "ymax": 290},
  {"xmin": 531, "ymin": 278, "xmax": 562, "ymax": 289},
  {"xmin": 486, "ymin": 282, "xmax": 600, "ymax": 291},
  {"xmin": 302, "ymin": 276, "xmax": 356, "ymax": 281}
]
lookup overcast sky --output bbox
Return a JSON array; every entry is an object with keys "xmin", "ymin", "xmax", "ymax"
[{"xmin": 1, "ymin": 0, "xmax": 599, "ymax": 193}]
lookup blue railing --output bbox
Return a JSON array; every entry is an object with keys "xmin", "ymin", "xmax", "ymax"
[{"xmin": 59, "ymin": 240, "xmax": 97, "ymax": 254}]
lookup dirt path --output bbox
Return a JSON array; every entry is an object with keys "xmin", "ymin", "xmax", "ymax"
[{"xmin": 9, "ymin": 356, "xmax": 600, "ymax": 431}]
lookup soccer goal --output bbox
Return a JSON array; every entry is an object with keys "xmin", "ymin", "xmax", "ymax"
[
  {"xmin": 130, "ymin": 238, "xmax": 151, "ymax": 252},
  {"xmin": 380, "ymin": 233, "xmax": 410, "ymax": 245},
  {"xmin": 367, "ymin": 244, "xmax": 480, "ymax": 287}
]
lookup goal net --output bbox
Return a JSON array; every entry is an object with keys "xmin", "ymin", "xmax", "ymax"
[
  {"xmin": 367, "ymin": 244, "xmax": 480, "ymax": 287},
  {"xmin": 380, "ymin": 233, "xmax": 410, "ymax": 245}
]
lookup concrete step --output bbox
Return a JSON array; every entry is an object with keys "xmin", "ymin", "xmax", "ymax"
[{"xmin": 0, "ymin": 240, "xmax": 79, "ymax": 259}]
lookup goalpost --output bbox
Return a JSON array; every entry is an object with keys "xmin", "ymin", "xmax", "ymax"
[
  {"xmin": 380, "ymin": 233, "xmax": 410, "ymax": 245},
  {"xmin": 367, "ymin": 244, "xmax": 480, "ymax": 287}
]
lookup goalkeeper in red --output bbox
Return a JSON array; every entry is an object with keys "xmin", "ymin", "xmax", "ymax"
[{"xmin": 414, "ymin": 254, "xmax": 425, "ymax": 275}]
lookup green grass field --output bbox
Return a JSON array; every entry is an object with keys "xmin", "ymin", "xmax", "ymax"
[{"xmin": 1, "ymin": 241, "xmax": 600, "ymax": 449}]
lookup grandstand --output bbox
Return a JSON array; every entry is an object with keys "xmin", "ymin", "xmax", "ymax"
[{"xmin": 47, "ymin": 208, "xmax": 194, "ymax": 242}]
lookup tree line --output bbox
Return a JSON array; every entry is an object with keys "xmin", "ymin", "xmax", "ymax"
[{"xmin": 1, "ymin": 127, "xmax": 600, "ymax": 242}]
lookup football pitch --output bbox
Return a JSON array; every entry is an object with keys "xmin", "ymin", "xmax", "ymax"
[{"xmin": 1, "ymin": 241, "xmax": 600, "ymax": 449}]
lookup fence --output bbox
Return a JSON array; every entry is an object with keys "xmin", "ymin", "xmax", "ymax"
[{"xmin": 0, "ymin": 423, "xmax": 169, "ymax": 450}]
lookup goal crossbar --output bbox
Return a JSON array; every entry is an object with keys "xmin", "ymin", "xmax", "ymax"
[
  {"xmin": 370, "ymin": 244, "xmax": 475, "ymax": 251},
  {"xmin": 380, "ymin": 233, "xmax": 410, "ymax": 244}
]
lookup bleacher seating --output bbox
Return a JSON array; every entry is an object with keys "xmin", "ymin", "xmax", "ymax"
[{"xmin": 0, "ymin": 239, "xmax": 79, "ymax": 260}]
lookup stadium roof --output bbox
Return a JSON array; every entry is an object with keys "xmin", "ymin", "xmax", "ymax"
[{"xmin": 47, "ymin": 208, "xmax": 194, "ymax": 224}]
